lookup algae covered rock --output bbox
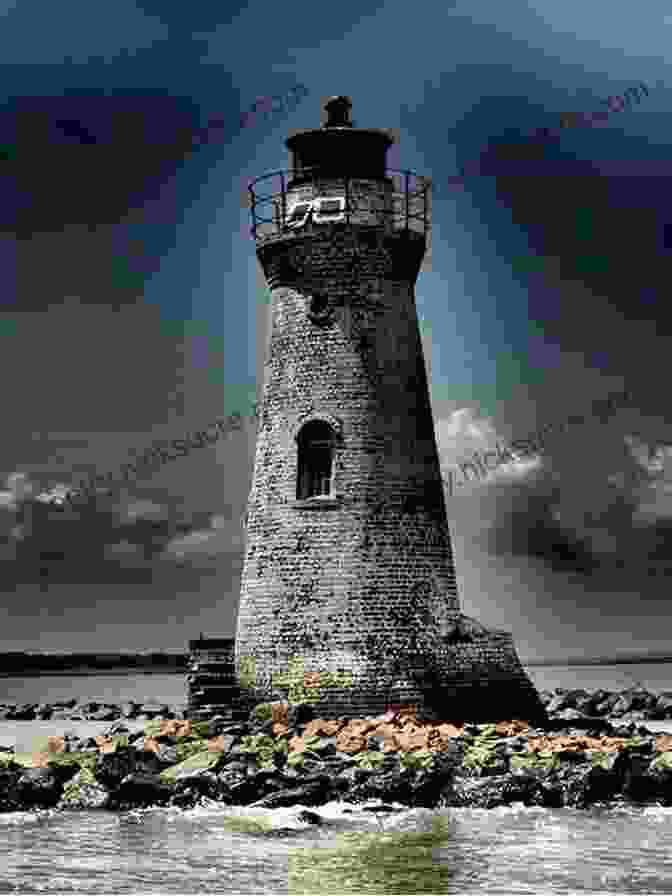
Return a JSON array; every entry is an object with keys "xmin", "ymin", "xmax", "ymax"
[
  {"xmin": 158, "ymin": 749, "xmax": 223, "ymax": 783},
  {"xmin": 59, "ymin": 766, "xmax": 110, "ymax": 810}
]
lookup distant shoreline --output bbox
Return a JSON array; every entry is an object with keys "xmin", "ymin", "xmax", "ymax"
[
  {"xmin": 0, "ymin": 652, "xmax": 670, "ymax": 676},
  {"xmin": 0, "ymin": 667, "xmax": 186, "ymax": 678},
  {"xmin": 522, "ymin": 656, "xmax": 672, "ymax": 667}
]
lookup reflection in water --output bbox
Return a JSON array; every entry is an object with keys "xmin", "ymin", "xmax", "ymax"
[{"xmin": 0, "ymin": 801, "xmax": 672, "ymax": 894}]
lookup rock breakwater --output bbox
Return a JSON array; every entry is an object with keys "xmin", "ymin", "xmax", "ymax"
[
  {"xmin": 2, "ymin": 682, "xmax": 671, "ymax": 723},
  {"xmin": 1, "ymin": 687, "xmax": 672, "ymax": 814}
]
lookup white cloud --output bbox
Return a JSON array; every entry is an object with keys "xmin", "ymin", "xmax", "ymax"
[
  {"xmin": 623, "ymin": 434, "xmax": 672, "ymax": 524},
  {"xmin": 165, "ymin": 513, "xmax": 244, "ymax": 559},
  {"xmin": 0, "ymin": 472, "xmax": 35, "ymax": 509},
  {"xmin": 122, "ymin": 500, "xmax": 167, "ymax": 522},
  {"xmin": 436, "ymin": 407, "xmax": 542, "ymax": 487}
]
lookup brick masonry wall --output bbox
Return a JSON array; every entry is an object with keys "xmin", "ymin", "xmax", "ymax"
[{"xmin": 234, "ymin": 185, "xmax": 547, "ymax": 724}]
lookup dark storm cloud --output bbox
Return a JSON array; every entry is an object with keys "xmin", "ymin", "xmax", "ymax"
[
  {"xmin": 1, "ymin": 93, "xmax": 203, "ymax": 239},
  {"xmin": 0, "ymin": 469, "xmax": 243, "ymax": 588},
  {"xmin": 439, "ymin": 404, "xmax": 672, "ymax": 586}
]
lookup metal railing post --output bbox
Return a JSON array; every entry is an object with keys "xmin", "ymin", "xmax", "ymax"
[
  {"xmin": 423, "ymin": 177, "xmax": 428, "ymax": 235},
  {"xmin": 281, "ymin": 172, "xmax": 286, "ymax": 233},
  {"xmin": 249, "ymin": 182, "xmax": 256, "ymax": 240},
  {"xmin": 405, "ymin": 171, "xmax": 409, "ymax": 232}
]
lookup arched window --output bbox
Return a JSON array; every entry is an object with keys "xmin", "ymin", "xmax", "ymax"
[{"xmin": 296, "ymin": 420, "xmax": 335, "ymax": 499}]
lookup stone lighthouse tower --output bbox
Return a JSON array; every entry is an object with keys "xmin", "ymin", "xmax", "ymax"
[{"xmin": 236, "ymin": 96, "xmax": 547, "ymax": 725}]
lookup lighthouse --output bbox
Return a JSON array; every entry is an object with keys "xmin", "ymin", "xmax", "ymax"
[{"xmin": 235, "ymin": 96, "xmax": 547, "ymax": 725}]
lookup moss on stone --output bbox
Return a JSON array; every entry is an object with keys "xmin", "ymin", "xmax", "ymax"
[
  {"xmin": 510, "ymin": 751, "xmax": 559, "ymax": 772},
  {"xmin": 399, "ymin": 749, "xmax": 433, "ymax": 772},
  {"xmin": 47, "ymin": 751, "xmax": 98, "ymax": 774},
  {"xmin": 159, "ymin": 749, "xmax": 222, "ymax": 783},
  {"xmin": 252, "ymin": 703, "xmax": 274, "ymax": 723},
  {"xmin": 351, "ymin": 750, "xmax": 386, "ymax": 771},
  {"xmin": 174, "ymin": 738, "xmax": 210, "ymax": 763},
  {"xmin": 651, "ymin": 751, "xmax": 672, "ymax": 771}
]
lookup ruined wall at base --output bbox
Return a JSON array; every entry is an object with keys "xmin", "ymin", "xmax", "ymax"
[{"xmin": 431, "ymin": 630, "xmax": 548, "ymax": 724}]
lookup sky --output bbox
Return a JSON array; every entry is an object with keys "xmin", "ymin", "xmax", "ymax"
[{"xmin": 0, "ymin": 0, "xmax": 671, "ymax": 661}]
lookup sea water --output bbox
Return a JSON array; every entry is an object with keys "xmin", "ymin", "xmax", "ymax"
[{"xmin": 1, "ymin": 800, "xmax": 671, "ymax": 894}]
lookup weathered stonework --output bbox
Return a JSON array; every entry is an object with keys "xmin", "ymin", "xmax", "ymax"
[{"xmin": 234, "ymin": 95, "xmax": 548, "ymax": 726}]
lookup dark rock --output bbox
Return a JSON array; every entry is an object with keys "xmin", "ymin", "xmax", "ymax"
[
  {"xmin": 545, "ymin": 761, "xmax": 621, "ymax": 808},
  {"xmin": 624, "ymin": 688, "xmax": 658, "ymax": 712},
  {"xmin": 111, "ymin": 772, "xmax": 174, "ymax": 808},
  {"xmin": 366, "ymin": 735, "xmax": 386, "ymax": 752},
  {"xmin": 286, "ymin": 703, "xmax": 317, "ymax": 730},
  {"xmin": 499, "ymin": 736, "xmax": 529, "ymax": 758},
  {"xmin": 36, "ymin": 704, "xmax": 54, "ymax": 719},
  {"xmin": 170, "ymin": 771, "xmax": 225, "ymax": 807},
  {"xmin": 247, "ymin": 717, "xmax": 275, "ymax": 737},
  {"xmin": 309, "ymin": 736, "xmax": 338, "ymax": 758},
  {"xmin": 343, "ymin": 767, "xmax": 415, "ymax": 806},
  {"xmin": 247, "ymin": 778, "xmax": 334, "ymax": 809},
  {"xmin": 195, "ymin": 716, "xmax": 230, "ymax": 738},
  {"xmin": 88, "ymin": 708, "xmax": 119, "ymax": 721},
  {"xmin": 296, "ymin": 809, "xmax": 323, "ymax": 825},
  {"xmin": 95, "ymin": 748, "xmax": 137, "ymax": 790},
  {"xmin": 593, "ymin": 693, "xmax": 620, "ymax": 716},
  {"xmin": 151, "ymin": 744, "xmax": 179, "ymax": 766},
  {"xmin": 574, "ymin": 694, "xmax": 598, "ymax": 715},
  {"xmin": 647, "ymin": 757, "xmax": 672, "ymax": 805},
  {"xmin": 611, "ymin": 690, "xmax": 653, "ymax": 717},
  {"xmin": 652, "ymin": 694, "xmax": 672, "ymax": 719},
  {"xmin": 0, "ymin": 767, "xmax": 23, "ymax": 811},
  {"xmin": 16, "ymin": 767, "xmax": 63, "ymax": 808},
  {"xmin": 8, "ymin": 706, "xmax": 37, "ymax": 720},
  {"xmin": 217, "ymin": 723, "xmax": 249, "ymax": 738},
  {"xmin": 470, "ymin": 757, "xmax": 509, "ymax": 778},
  {"xmin": 216, "ymin": 766, "xmax": 266, "ymax": 805},
  {"xmin": 547, "ymin": 709, "xmax": 616, "ymax": 735},
  {"xmin": 138, "ymin": 705, "xmax": 164, "ymax": 717},
  {"xmin": 132, "ymin": 748, "xmax": 165, "ymax": 776},
  {"xmin": 442, "ymin": 773, "xmax": 542, "ymax": 809},
  {"xmin": 612, "ymin": 751, "xmax": 659, "ymax": 802},
  {"xmin": 103, "ymin": 722, "xmax": 131, "ymax": 737},
  {"xmin": 546, "ymin": 690, "xmax": 590, "ymax": 714},
  {"xmin": 78, "ymin": 702, "xmax": 101, "ymax": 715},
  {"xmin": 121, "ymin": 702, "xmax": 140, "ymax": 718},
  {"xmin": 610, "ymin": 721, "xmax": 639, "ymax": 738},
  {"xmin": 617, "ymin": 711, "xmax": 648, "ymax": 725}
]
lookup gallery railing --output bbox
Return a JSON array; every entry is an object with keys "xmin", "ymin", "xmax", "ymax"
[{"xmin": 247, "ymin": 166, "xmax": 431, "ymax": 246}]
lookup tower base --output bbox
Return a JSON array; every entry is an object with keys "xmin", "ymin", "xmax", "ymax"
[{"xmin": 234, "ymin": 614, "xmax": 548, "ymax": 726}]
